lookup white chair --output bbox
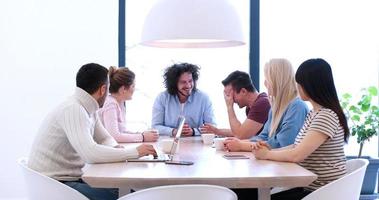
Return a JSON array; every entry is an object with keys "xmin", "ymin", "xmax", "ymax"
[
  {"xmin": 18, "ymin": 157, "xmax": 89, "ymax": 200},
  {"xmin": 302, "ymin": 158, "xmax": 369, "ymax": 200},
  {"xmin": 117, "ymin": 184, "xmax": 237, "ymax": 200}
]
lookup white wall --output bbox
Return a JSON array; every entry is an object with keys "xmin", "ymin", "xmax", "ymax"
[{"xmin": 0, "ymin": 0, "xmax": 117, "ymax": 198}]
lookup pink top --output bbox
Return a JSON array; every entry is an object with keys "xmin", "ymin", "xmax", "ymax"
[{"xmin": 98, "ymin": 95, "xmax": 143, "ymax": 143}]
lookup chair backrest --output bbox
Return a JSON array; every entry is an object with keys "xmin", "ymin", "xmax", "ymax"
[
  {"xmin": 302, "ymin": 158, "xmax": 369, "ymax": 200},
  {"xmin": 18, "ymin": 157, "xmax": 89, "ymax": 200},
  {"xmin": 118, "ymin": 184, "xmax": 237, "ymax": 200}
]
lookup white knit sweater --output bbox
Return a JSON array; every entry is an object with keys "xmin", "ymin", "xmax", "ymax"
[{"xmin": 28, "ymin": 87, "xmax": 139, "ymax": 181}]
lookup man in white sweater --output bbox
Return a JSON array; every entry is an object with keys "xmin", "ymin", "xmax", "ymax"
[{"xmin": 28, "ymin": 63, "xmax": 157, "ymax": 200}]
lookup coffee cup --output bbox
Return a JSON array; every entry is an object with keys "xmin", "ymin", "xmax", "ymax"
[
  {"xmin": 214, "ymin": 137, "xmax": 226, "ymax": 150},
  {"xmin": 201, "ymin": 133, "xmax": 215, "ymax": 145},
  {"xmin": 159, "ymin": 138, "xmax": 179, "ymax": 154}
]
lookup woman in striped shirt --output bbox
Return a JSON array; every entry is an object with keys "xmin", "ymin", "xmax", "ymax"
[{"xmin": 252, "ymin": 58, "xmax": 350, "ymax": 200}]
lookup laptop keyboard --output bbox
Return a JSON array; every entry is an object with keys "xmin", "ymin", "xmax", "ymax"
[
  {"xmin": 155, "ymin": 154, "xmax": 170, "ymax": 160},
  {"xmin": 137, "ymin": 154, "xmax": 169, "ymax": 161}
]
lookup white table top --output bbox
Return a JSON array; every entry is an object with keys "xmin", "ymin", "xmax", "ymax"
[{"xmin": 82, "ymin": 137, "xmax": 317, "ymax": 199}]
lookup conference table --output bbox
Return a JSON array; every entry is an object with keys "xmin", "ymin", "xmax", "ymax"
[{"xmin": 82, "ymin": 137, "xmax": 317, "ymax": 200}]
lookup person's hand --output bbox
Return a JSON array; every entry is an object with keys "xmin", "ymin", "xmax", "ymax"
[
  {"xmin": 251, "ymin": 141, "xmax": 271, "ymax": 150},
  {"xmin": 114, "ymin": 144, "xmax": 124, "ymax": 149},
  {"xmin": 223, "ymin": 85, "xmax": 234, "ymax": 108},
  {"xmin": 142, "ymin": 130, "xmax": 159, "ymax": 142},
  {"xmin": 172, "ymin": 128, "xmax": 177, "ymax": 137},
  {"xmin": 181, "ymin": 123, "xmax": 193, "ymax": 137},
  {"xmin": 200, "ymin": 123, "xmax": 218, "ymax": 134},
  {"xmin": 136, "ymin": 144, "xmax": 157, "ymax": 157},
  {"xmin": 252, "ymin": 145, "xmax": 270, "ymax": 160},
  {"xmin": 224, "ymin": 137, "xmax": 243, "ymax": 152}
]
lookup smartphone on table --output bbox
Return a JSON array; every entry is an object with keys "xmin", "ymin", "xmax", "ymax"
[
  {"xmin": 165, "ymin": 160, "xmax": 194, "ymax": 165},
  {"xmin": 223, "ymin": 154, "xmax": 249, "ymax": 160}
]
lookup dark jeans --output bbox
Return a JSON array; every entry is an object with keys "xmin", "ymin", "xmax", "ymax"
[
  {"xmin": 61, "ymin": 179, "xmax": 119, "ymax": 200},
  {"xmin": 232, "ymin": 188, "xmax": 258, "ymax": 200},
  {"xmin": 233, "ymin": 187, "xmax": 311, "ymax": 200}
]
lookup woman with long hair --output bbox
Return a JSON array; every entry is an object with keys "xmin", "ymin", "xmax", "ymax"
[
  {"xmin": 252, "ymin": 58, "xmax": 349, "ymax": 199},
  {"xmin": 224, "ymin": 59, "xmax": 309, "ymax": 200},
  {"xmin": 99, "ymin": 66, "xmax": 159, "ymax": 143},
  {"xmin": 225, "ymin": 58, "xmax": 309, "ymax": 151}
]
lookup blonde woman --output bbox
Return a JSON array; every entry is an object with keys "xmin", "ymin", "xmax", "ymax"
[
  {"xmin": 225, "ymin": 58, "xmax": 308, "ymax": 151},
  {"xmin": 253, "ymin": 58, "xmax": 349, "ymax": 199},
  {"xmin": 225, "ymin": 59, "xmax": 309, "ymax": 200},
  {"xmin": 99, "ymin": 66, "xmax": 159, "ymax": 143}
]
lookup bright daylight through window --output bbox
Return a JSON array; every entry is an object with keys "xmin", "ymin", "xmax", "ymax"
[
  {"xmin": 261, "ymin": 0, "xmax": 379, "ymax": 157},
  {"xmin": 124, "ymin": 0, "xmax": 378, "ymax": 157},
  {"xmin": 123, "ymin": 0, "xmax": 250, "ymax": 132}
]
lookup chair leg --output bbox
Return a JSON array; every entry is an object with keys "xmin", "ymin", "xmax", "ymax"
[
  {"xmin": 258, "ymin": 188, "xmax": 270, "ymax": 200},
  {"xmin": 119, "ymin": 187, "xmax": 132, "ymax": 197}
]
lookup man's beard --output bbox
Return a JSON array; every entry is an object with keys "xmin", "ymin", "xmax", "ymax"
[
  {"xmin": 97, "ymin": 93, "xmax": 107, "ymax": 108},
  {"xmin": 178, "ymin": 89, "xmax": 191, "ymax": 97}
]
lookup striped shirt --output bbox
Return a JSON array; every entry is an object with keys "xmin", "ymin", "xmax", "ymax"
[{"xmin": 294, "ymin": 108, "xmax": 346, "ymax": 190}]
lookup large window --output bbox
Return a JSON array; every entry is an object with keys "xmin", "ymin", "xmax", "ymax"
[
  {"xmin": 122, "ymin": 0, "xmax": 379, "ymax": 157},
  {"xmin": 123, "ymin": 1, "xmax": 250, "ymax": 131},
  {"xmin": 261, "ymin": 0, "xmax": 379, "ymax": 156}
]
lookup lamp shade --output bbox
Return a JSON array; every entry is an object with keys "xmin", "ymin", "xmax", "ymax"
[{"xmin": 140, "ymin": 0, "xmax": 245, "ymax": 48}]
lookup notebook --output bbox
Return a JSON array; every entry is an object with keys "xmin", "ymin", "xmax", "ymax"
[{"xmin": 127, "ymin": 116, "xmax": 185, "ymax": 162}]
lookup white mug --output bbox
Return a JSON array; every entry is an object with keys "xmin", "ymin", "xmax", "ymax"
[
  {"xmin": 159, "ymin": 139, "xmax": 179, "ymax": 154},
  {"xmin": 214, "ymin": 137, "xmax": 226, "ymax": 150},
  {"xmin": 201, "ymin": 133, "xmax": 215, "ymax": 145}
]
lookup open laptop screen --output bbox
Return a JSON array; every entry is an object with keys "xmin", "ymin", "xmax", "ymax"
[
  {"xmin": 168, "ymin": 116, "xmax": 185, "ymax": 160},
  {"xmin": 126, "ymin": 116, "xmax": 186, "ymax": 163}
]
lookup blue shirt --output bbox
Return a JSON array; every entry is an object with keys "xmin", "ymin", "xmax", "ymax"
[
  {"xmin": 251, "ymin": 97, "xmax": 309, "ymax": 148},
  {"xmin": 151, "ymin": 90, "xmax": 216, "ymax": 136}
]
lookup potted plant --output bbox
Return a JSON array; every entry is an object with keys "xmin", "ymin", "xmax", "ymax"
[{"xmin": 341, "ymin": 86, "xmax": 379, "ymax": 196}]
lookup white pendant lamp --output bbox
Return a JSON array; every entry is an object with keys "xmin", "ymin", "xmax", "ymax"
[{"xmin": 140, "ymin": 0, "xmax": 245, "ymax": 48}]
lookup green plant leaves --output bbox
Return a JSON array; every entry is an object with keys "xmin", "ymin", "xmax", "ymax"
[
  {"xmin": 340, "ymin": 86, "xmax": 379, "ymax": 157},
  {"xmin": 348, "ymin": 105, "xmax": 363, "ymax": 115},
  {"xmin": 342, "ymin": 93, "xmax": 352, "ymax": 100},
  {"xmin": 368, "ymin": 86, "xmax": 378, "ymax": 96},
  {"xmin": 351, "ymin": 115, "xmax": 360, "ymax": 121}
]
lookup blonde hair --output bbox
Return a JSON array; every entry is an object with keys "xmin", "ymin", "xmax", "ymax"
[{"xmin": 264, "ymin": 58, "xmax": 298, "ymax": 137}]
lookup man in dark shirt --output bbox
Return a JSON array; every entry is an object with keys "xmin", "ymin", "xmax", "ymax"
[{"xmin": 201, "ymin": 71, "xmax": 270, "ymax": 139}]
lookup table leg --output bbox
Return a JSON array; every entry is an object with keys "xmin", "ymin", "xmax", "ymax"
[{"xmin": 258, "ymin": 188, "xmax": 270, "ymax": 200}]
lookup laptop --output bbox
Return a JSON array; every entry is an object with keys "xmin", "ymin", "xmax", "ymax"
[{"xmin": 127, "ymin": 116, "xmax": 185, "ymax": 162}]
